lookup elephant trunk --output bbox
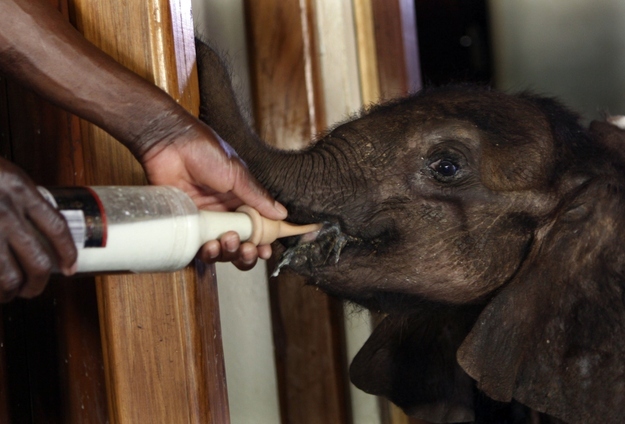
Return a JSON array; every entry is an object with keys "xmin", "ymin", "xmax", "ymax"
[
  {"xmin": 196, "ymin": 39, "xmax": 353, "ymax": 219},
  {"xmin": 219, "ymin": 119, "xmax": 356, "ymax": 221}
]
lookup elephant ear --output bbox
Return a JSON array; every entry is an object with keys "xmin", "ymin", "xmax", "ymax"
[
  {"xmin": 589, "ymin": 118, "xmax": 625, "ymax": 161},
  {"xmin": 349, "ymin": 305, "xmax": 482, "ymax": 423},
  {"xmin": 457, "ymin": 178, "xmax": 625, "ymax": 424}
]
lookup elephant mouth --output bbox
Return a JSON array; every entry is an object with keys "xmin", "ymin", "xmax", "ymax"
[{"xmin": 271, "ymin": 222, "xmax": 363, "ymax": 277}]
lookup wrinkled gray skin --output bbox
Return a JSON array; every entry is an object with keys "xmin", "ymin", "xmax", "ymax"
[{"xmin": 196, "ymin": 40, "xmax": 625, "ymax": 424}]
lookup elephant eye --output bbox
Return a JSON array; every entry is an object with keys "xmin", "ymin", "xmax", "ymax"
[{"xmin": 430, "ymin": 159, "xmax": 459, "ymax": 178}]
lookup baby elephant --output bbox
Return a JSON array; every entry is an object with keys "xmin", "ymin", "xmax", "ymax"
[{"xmin": 196, "ymin": 39, "xmax": 625, "ymax": 424}]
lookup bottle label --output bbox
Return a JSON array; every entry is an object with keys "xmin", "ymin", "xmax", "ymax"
[{"xmin": 38, "ymin": 187, "xmax": 107, "ymax": 248}]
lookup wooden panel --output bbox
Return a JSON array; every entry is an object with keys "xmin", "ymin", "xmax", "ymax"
[
  {"xmin": 245, "ymin": 0, "xmax": 326, "ymax": 149},
  {"xmin": 270, "ymin": 275, "xmax": 350, "ymax": 424},
  {"xmin": 0, "ymin": 59, "xmax": 107, "ymax": 423},
  {"xmin": 0, "ymin": 1, "xmax": 106, "ymax": 421},
  {"xmin": 245, "ymin": 1, "xmax": 351, "ymax": 423},
  {"xmin": 313, "ymin": 0, "xmax": 361, "ymax": 122},
  {"xmin": 3, "ymin": 280, "xmax": 105, "ymax": 423},
  {"xmin": 96, "ymin": 264, "xmax": 228, "ymax": 424},
  {"xmin": 68, "ymin": 0, "xmax": 229, "ymax": 423},
  {"xmin": 353, "ymin": 0, "xmax": 381, "ymax": 104},
  {"xmin": 371, "ymin": 0, "xmax": 422, "ymax": 100}
]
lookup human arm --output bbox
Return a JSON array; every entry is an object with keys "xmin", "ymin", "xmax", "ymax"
[{"xmin": 0, "ymin": 0, "xmax": 286, "ymax": 273}]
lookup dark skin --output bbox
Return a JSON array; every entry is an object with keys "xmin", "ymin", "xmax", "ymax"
[
  {"xmin": 196, "ymin": 39, "xmax": 625, "ymax": 424},
  {"xmin": 0, "ymin": 0, "xmax": 287, "ymax": 302}
]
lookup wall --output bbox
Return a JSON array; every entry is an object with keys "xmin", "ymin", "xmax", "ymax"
[{"xmin": 490, "ymin": 0, "xmax": 625, "ymax": 122}]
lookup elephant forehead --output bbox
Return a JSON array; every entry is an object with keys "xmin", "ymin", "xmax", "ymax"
[
  {"xmin": 407, "ymin": 120, "xmax": 483, "ymax": 151},
  {"xmin": 479, "ymin": 117, "xmax": 555, "ymax": 192}
]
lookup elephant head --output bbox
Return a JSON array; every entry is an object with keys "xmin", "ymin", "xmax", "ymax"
[{"xmin": 196, "ymin": 39, "xmax": 625, "ymax": 424}]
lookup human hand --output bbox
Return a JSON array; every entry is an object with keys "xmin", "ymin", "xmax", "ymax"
[
  {"xmin": 0, "ymin": 0, "xmax": 283, "ymax": 272},
  {"xmin": 140, "ymin": 119, "xmax": 286, "ymax": 270},
  {"xmin": 198, "ymin": 231, "xmax": 273, "ymax": 271},
  {"xmin": 0, "ymin": 157, "xmax": 77, "ymax": 302}
]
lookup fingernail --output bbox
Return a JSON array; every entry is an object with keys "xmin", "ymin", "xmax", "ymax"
[
  {"xmin": 225, "ymin": 239, "xmax": 238, "ymax": 253},
  {"xmin": 206, "ymin": 242, "xmax": 220, "ymax": 259},
  {"xmin": 62, "ymin": 262, "xmax": 78, "ymax": 276},
  {"xmin": 275, "ymin": 202, "xmax": 288, "ymax": 218}
]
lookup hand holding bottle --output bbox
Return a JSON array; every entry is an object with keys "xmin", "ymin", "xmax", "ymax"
[
  {"xmin": 0, "ymin": 157, "xmax": 77, "ymax": 302},
  {"xmin": 0, "ymin": 0, "xmax": 288, "ymax": 279},
  {"xmin": 140, "ymin": 119, "xmax": 287, "ymax": 270}
]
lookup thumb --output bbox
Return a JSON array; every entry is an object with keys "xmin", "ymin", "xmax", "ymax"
[{"xmin": 230, "ymin": 166, "xmax": 287, "ymax": 221}]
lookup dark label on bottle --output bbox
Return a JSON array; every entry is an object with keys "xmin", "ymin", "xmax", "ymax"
[{"xmin": 39, "ymin": 187, "xmax": 107, "ymax": 248}]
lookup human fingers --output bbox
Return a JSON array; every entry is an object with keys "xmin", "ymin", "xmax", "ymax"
[
  {"xmin": 174, "ymin": 125, "xmax": 288, "ymax": 220},
  {"xmin": 0, "ymin": 199, "xmax": 52, "ymax": 301},
  {"xmin": 257, "ymin": 244, "xmax": 272, "ymax": 261},
  {"xmin": 7, "ymin": 215, "xmax": 54, "ymax": 298},
  {"xmin": 0, "ymin": 240, "xmax": 22, "ymax": 302},
  {"xmin": 0, "ymin": 160, "xmax": 77, "ymax": 301},
  {"xmin": 27, "ymin": 190, "xmax": 78, "ymax": 275},
  {"xmin": 197, "ymin": 232, "xmax": 260, "ymax": 270},
  {"xmin": 198, "ymin": 231, "xmax": 243, "ymax": 263},
  {"xmin": 229, "ymin": 242, "xmax": 259, "ymax": 271},
  {"xmin": 198, "ymin": 239, "xmax": 222, "ymax": 263}
]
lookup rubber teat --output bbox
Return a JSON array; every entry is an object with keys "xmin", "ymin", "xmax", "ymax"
[{"xmin": 236, "ymin": 205, "xmax": 323, "ymax": 245}]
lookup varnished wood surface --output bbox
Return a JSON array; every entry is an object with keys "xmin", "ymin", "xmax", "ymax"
[
  {"xmin": 96, "ymin": 265, "xmax": 228, "ymax": 424},
  {"xmin": 70, "ymin": 0, "xmax": 229, "ymax": 422},
  {"xmin": 270, "ymin": 275, "xmax": 351, "ymax": 424},
  {"xmin": 245, "ymin": 0, "xmax": 326, "ymax": 150},
  {"xmin": 354, "ymin": 0, "xmax": 381, "ymax": 105},
  {"xmin": 371, "ymin": 0, "xmax": 422, "ymax": 100},
  {"xmin": 246, "ymin": 1, "xmax": 423, "ymax": 423},
  {"xmin": 245, "ymin": 1, "xmax": 351, "ymax": 423},
  {"xmin": 0, "ymin": 65, "xmax": 108, "ymax": 422}
]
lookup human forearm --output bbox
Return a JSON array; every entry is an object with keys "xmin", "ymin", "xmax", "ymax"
[{"xmin": 0, "ymin": 0, "xmax": 192, "ymax": 158}]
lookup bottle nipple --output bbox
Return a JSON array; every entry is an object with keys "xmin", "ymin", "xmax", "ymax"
[{"xmin": 236, "ymin": 205, "xmax": 323, "ymax": 245}]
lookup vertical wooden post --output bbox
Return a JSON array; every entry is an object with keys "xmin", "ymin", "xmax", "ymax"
[
  {"xmin": 69, "ymin": 1, "xmax": 230, "ymax": 422},
  {"xmin": 0, "ymin": 43, "xmax": 108, "ymax": 422},
  {"xmin": 371, "ymin": 0, "xmax": 422, "ymax": 100},
  {"xmin": 244, "ymin": 0, "xmax": 422, "ymax": 423},
  {"xmin": 245, "ymin": 1, "xmax": 351, "ymax": 423},
  {"xmin": 354, "ymin": 0, "xmax": 381, "ymax": 105}
]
